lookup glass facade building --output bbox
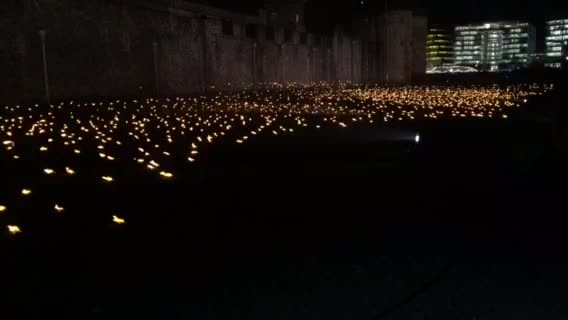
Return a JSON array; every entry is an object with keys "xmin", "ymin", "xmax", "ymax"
[
  {"xmin": 454, "ymin": 22, "xmax": 535, "ymax": 71},
  {"xmin": 426, "ymin": 28, "xmax": 454, "ymax": 68},
  {"xmin": 545, "ymin": 19, "xmax": 568, "ymax": 68}
]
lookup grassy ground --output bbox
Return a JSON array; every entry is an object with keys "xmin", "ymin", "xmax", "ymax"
[{"xmin": 1, "ymin": 89, "xmax": 567, "ymax": 319}]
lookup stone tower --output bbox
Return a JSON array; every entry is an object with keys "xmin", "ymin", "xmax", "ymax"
[{"xmin": 262, "ymin": 0, "xmax": 306, "ymax": 29}]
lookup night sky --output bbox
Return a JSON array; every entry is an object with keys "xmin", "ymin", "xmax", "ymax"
[
  {"xmin": 200, "ymin": 0, "xmax": 568, "ymax": 25},
  {"xmin": 198, "ymin": 0, "xmax": 568, "ymax": 50}
]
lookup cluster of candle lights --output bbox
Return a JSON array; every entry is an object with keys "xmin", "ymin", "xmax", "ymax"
[{"xmin": 0, "ymin": 83, "xmax": 552, "ymax": 236}]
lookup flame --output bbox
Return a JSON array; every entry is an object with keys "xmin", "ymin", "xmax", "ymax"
[
  {"xmin": 7, "ymin": 225, "xmax": 22, "ymax": 235},
  {"xmin": 113, "ymin": 215, "xmax": 126, "ymax": 225},
  {"xmin": 160, "ymin": 171, "xmax": 174, "ymax": 178}
]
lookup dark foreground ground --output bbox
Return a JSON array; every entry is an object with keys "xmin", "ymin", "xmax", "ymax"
[{"xmin": 1, "ymin": 95, "xmax": 568, "ymax": 319}]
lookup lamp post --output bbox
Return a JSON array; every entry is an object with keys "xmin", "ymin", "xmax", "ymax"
[
  {"xmin": 153, "ymin": 41, "xmax": 159, "ymax": 97},
  {"xmin": 253, "ymin": 42, "xmax": 257, "ymax": 86},
  {"xmin": 383, "ymin": 0, "xmax": 389, "ymax": 82},
  {"xmin": 39, "ymin": 29, "xmax": 50, "ymax": 105},
  {"xmin": 280, "ymin": 44, "xmax": 284, "ymax": 83}
]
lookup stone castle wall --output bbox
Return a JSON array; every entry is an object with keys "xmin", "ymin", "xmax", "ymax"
[{"xmin": 0, "ymin": 1, "xmax": 425, "ymax": 104}]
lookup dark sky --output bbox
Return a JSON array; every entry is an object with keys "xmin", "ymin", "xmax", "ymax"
[
  {"xmin": 306, "ymin": 0, "xmax": 568, "ymax": 26},
  {"xmin": 200, "ymin": 0, "xmax": 568, "ymax": 26},
  {"xmin": 418, "ymin": 0, "xmax": 568, "ymax": 26},
  {"xmin": 199, "ymin": 0, "xmax": 568, "ymax": 49}
]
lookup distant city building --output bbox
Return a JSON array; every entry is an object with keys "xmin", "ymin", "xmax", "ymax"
[
  {"xmin": 545, "ymin": 18, "xmax": 568, "ymax": 68},
  {"xmin": 454, "ymin": 22, "xmax": 535, "ymax": 72},
  {"xmin": 528, "ymin": 53, "xmax": 545, "ymax": 68},
  {"xmin": 426, "ymin": 28, "xmax": 454, "ymax": 68},
  {"xmin": 563, "ymin": 43, "xmax": 568, "ymax": 70},
  {"xmin": 426, "ymin": 65, "xmax": 478, "ymax": 74}
]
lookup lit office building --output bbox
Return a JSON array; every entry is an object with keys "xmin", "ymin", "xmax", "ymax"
[
  {"xmin": 564, "ymin": 43, "xmax": 568, "ymax": 70},
  {"xmin": 426, "ymin": 28, "xmax": 454, "ymax": 68},
  {"xmin": 454, "ymin": 22, "xmax": 535, "ymax": 71},
  {"xmin": 545, "ymin": 19, "xmax": 568, "ymax": 68}
]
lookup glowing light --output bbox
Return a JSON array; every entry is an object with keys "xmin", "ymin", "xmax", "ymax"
[
  {"xmin": 0, "ymin": 205, "xmax": 6, "ymax": 213},
  {"xmin": 160, "ymin": 171, "xmax": 174, "ymax": 178},
  {"xmin": 0, "ymin": 83, "xmax": 547, "ymax": 240},
  {"xmin": 54, "ymin": 204, "xmax": 65, "ymax": 213},
  {"xmin": 21, "ymin": 189, "xmax": 32, "ymax": 196},
  {"xmin": 7, "ymin": 225, "xmax": 22, "ymax": 235},
  {"xmin": 113, "ymin": 215, "xmax": 126, "ymax": 225}
]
